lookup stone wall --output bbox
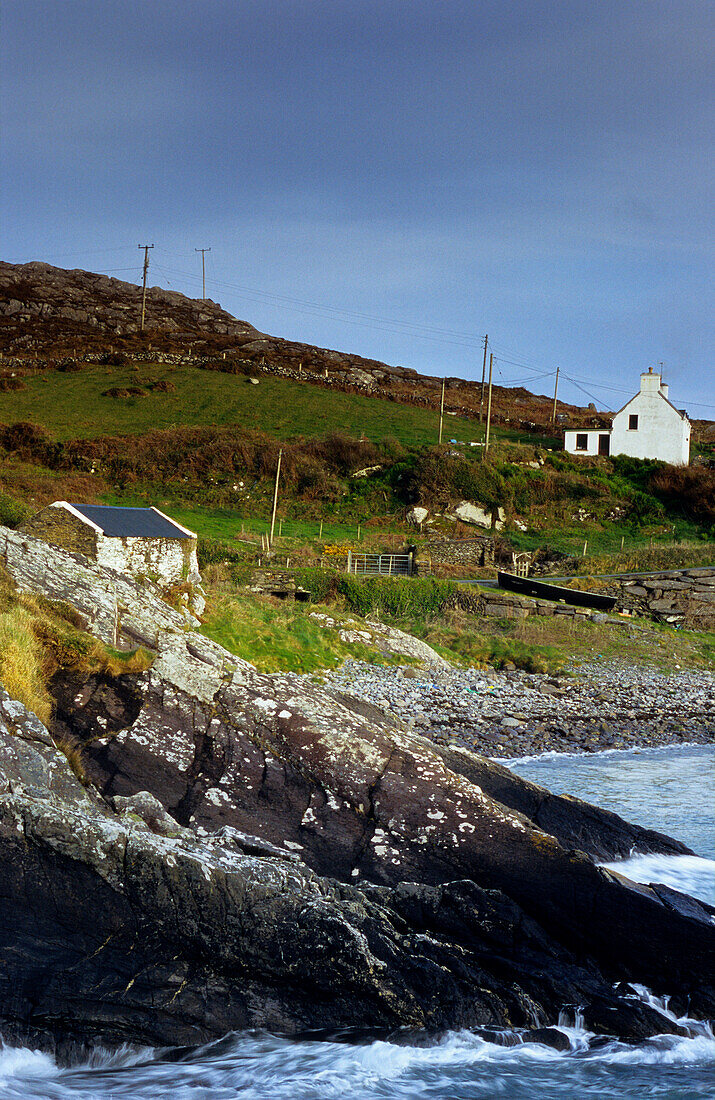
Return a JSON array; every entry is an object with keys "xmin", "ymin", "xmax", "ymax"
[
  {"xmin": 95, "ymin": 533, "xmax": 200, "ymax": 590},
  {"xmin": 421, "ymin": 536, "xmax": 496, "ymax": 568},
  {"xmin": 465, "ymin": 589, "xmax": 597, "ymax": 623},
  {"xmin": 605, "ymin": 568, "xmax": 715, "ymax": 627},
  {"xmin": 473, "ymin": 568, "xmax": 715, "ymax": 628},
  {"xmin": 20, "ymin": 505, "xmax": 98, "ymax": 558}
]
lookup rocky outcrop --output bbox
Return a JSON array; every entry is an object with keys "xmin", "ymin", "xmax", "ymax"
[
  {"xmin": 451, "ymin": 501, "xmax": 505, "ymax": 531},
  {"xmin": 0, "ymin": 686, "xmax": 704, "ymax": 1053},
  {"xmin": 0, "ymin": 260, "xmax": 257, "ymax": 346},
  {"xmin": 309, "ymin": 611, "xmax": 449, "ymax": 668},
  {"xmin": 0, "ymin": 526, "xmax": 713, "ymax": 1050}
]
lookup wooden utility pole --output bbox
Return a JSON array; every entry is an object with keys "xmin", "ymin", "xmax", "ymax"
[
  {"xmin": 551, "ymin": 366, "xmax": 560, "ymax": 424},
  {"xmin": 195, "ymin": 247, "xmax": 211, "ymax": 299},
  {"xmin": 438, "ymin": 377, "xmax": 446, "ymax": 443},
  {"xmin": 479, "ymin": 334, "xmax": 488, "ymax": 421},
  {"xmin": 138, "ymin": 244, "xmax": 154, "ymax": 332},
  {"xmin": 269, "ymin": 448, "xmax": 282, "ymax": 548},
  {"xmin": 484, "ymin": 353, "xmax": 495, "ymax": 453}
]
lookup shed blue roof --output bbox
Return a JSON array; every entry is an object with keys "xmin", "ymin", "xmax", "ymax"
[{"xmin": 68, "ymin": 504, "xmax": 193, "ymax": 539}]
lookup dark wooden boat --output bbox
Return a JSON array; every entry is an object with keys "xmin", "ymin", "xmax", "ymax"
[{"xmin": 497, "ymin": 571, "xmax": 618, "ymax": 611}]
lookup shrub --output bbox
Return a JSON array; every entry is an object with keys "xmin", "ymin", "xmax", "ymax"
[
  {"xmin": 648, "ymin": 466, "xmax": 715, "ymax": 523},
  {"xmin": 0, "ymin": 421, "xmax": 53, "ymax": 461},
  {"xmin": 313, "ymin": 433, "xmax": 381, "ymax": 476},
  {"xmin": 0, "ymin": 491, "xmax": 31, "ymax": 528}
]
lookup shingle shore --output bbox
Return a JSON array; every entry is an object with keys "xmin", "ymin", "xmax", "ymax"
[{"xmin": 317, "ymin": 660, "xmax": 715, "ymax": 758}]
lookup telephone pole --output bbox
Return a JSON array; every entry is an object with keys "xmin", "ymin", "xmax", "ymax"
[
  {"xmin": 438, "ymin": 377, "xmax": 446, "ymax": 444},
  {"xmin": 479, "ymin": 334, "xmax": 488, "ymax": 421},
  {"xmin": 551, "ymin": 366, "xmax": 560, "ymax": 424},
  {"xmin": 484, "ymin": 353, "xmax": 495, "ymax": 453},
  {"xmin": 195, "ymin": 247, "xmax": 211, "ymax": 299},
  {"xmin": 269, "ymin": 448, "xmax": 283, "ymax": 548},
  {"xmin": 138, "ymin": 244, "xmax": 154, "ymax": 333}
]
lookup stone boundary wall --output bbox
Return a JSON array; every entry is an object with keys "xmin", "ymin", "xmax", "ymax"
[
  {"xmin": 421, "ymin": 537, "xmax": 496, "ymax": 568},
  {"xmin": 604, "ymin": 568, "xmax": 715, "ymax": 626},
  {"xmin": 472, "ymin": 568, "xmax": 715, "ymax": 628},
  {"xmin": 455, "ymin": 589, "xmax": 598, "ymax": 623}
]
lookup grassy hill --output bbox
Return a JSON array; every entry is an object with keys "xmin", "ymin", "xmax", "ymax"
[
  {"xmin": 0, "ymin": 361, "xmax": 497, "ymax": 446},
  {"xmin": 0, "ymin": 260, "xmax": 713, "ymax": 679},
  {"xmin": 0, "ymin": 260, "xmax": 712, "ymax": 573}
]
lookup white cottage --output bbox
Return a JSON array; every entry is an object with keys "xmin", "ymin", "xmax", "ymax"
[
  {"xmin": 564, "ymin": 370, "xmax": 690, "ymax": 466},
  {"xmin": 20, "ymin": 503, "xmax": 202, "ymax": 589}
]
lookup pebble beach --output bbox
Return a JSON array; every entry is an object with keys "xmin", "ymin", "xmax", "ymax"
[{"xmin": 321, "ymin": 659, "xmax": 715, "ymax": 758}]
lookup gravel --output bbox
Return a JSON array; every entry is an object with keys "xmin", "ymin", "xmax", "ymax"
[{"xmin": 316, "ymin": 659, "xmax": 715, "ymax": 758}]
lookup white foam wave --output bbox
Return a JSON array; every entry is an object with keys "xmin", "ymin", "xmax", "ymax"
[
  {"xmin": 594, "ymin": 1033, "xmax": 715, "ymax": 1066},
  {"xmin": 1, "ymin": 1023, "xmax": 714, "ymax": 1100},
  {"xmin": 602, "ymin": 853, "xmax": 715, "ymax": 906},
  {"xmin": 496, "ymin": 740, "xmax": 715, "ymax": 767},
  {"xmin": 0, "ymin": 1045, "xmax": 56, "ymax": 1082}
]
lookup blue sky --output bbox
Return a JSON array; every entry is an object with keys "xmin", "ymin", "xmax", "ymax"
[{"xmin": 2, "ymin": 0, "xmax": 713, "ymax": 413}]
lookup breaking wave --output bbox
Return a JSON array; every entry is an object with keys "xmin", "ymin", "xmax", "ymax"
[{"xmin": 0, "ymin": 1013, "xmax": 713, "ymax": 1100}]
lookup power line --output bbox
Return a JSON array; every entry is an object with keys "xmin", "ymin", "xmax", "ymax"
[
  {"xmin": 153, "ymin": 259, "xmax": 715, "ymax": 408},
  {"xmin": 151, "ymin": 255, "xmax": 490, "ymax": 346},
  {"xmin": 23, "ymin": 244, "xmax": 713, "ymax": 411},
  {"xmin": 152, "ymin": 261, "xmax": 486, "ymax": 350}
]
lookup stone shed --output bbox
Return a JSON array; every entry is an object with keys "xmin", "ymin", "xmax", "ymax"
[{"xmin": 20, "ymin": 503, "xmax": 201, "ymax": 591}]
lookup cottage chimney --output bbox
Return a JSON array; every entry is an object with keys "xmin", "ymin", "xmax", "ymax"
[
  {"xmin": 640, "ymin": 369, "xmax": 661, "ymax": 393},
  {"xmin": 660, "ymin": 381, "xmax": 670, "ymax": 400}
]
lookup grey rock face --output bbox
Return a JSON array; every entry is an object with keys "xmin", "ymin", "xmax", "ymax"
[{"xmin": 0, "ymin": 684, "xmax": 704, "ymax": 1052}]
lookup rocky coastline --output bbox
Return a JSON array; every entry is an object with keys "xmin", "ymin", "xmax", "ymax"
[
  {"xmin": 0, "ymin": 525, "xmax": 713, "ymax": 1057},
  {"xmin": 322, "ymin": 660, "xmax": 715, "ymax": 759}
]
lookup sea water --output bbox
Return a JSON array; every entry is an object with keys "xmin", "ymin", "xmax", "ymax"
[
  {"xmin": 1, "ymin": 744, "xmax": 713, "ymax": 1099},
  {"xmin": 506, "ymin": 742, "xmax": 715, "ymax": 906}
]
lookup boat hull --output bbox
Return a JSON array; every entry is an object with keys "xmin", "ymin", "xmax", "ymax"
[{"xmin": 497, "ymin": 571, "xmax": 618, "ymax": 611}]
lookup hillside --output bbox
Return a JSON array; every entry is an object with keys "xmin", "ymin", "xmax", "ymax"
[
  {"xmin": 0, "ymin": 259, "xmax": 713, "ymax": 567},
  {"xmin": 1, "ymin": 260, "xmax": 597, "ymax": 432}
]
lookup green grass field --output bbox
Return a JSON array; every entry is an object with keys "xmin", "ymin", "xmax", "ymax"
[
  {"xmin": 1, "ymin": 362, "xmax": 558, "ymax": 448},
  {"xmin": 0, "ymin": 363, "xmax": 474, "ymax": 444},
  {"xmin": 118, "ymin": 502, "xmax": 380, "ymax": 547}
]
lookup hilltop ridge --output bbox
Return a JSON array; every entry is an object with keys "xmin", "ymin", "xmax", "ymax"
[{"xmin": 0, "ymin": 260, "xmax": 593, "ymax": 431}]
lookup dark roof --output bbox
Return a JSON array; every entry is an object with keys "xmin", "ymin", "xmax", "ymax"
[{"xmin": 67, "ymin": 504, "xmax": 193, "ymax": 539}]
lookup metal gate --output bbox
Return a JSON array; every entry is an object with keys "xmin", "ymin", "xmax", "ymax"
[{"xmin": 346, "ymin": 551, "xmax": 414, "ymax": 576}]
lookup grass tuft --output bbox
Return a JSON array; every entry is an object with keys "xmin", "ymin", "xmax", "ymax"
[
  {"xmin": 0, "ymin": 605, "xmax": 53, "ymax": 723},
  {"xmin": 0, "ymin": 565, "xmax": 153, "ymax": 727}
]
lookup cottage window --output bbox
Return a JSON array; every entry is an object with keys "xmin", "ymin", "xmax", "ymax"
[
  {"xmin": 629, "ymin": 414, "xmax": 639, "ymax": 430},
  {"xmin": 575, "ymin": 433, "xmax": 588, "ymax": 451}
]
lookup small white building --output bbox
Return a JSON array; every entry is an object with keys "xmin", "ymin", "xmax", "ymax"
[
  {"xmin": 20, "ymin": 503, "xmax": 202, "ymax": 591},
  {"xmin": 564, "ymin": 370, "xmax": 690, "ymax": 466}
]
